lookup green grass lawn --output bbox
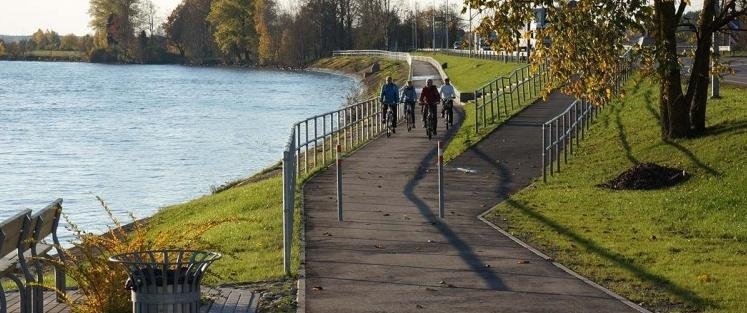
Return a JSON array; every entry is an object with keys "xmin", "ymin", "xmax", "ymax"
[
  {"xmin": 144, "ymin": 175, "xmax": 293, "ymax": 284},
  {"xmin": 485, "ymin": 78, "xmax": 747, "ymax": 312},
  {"xmin": 414, "ymin": 52, "xmax": 523, "ymax": 91},
  {"xmin": 416, "ymin": 53, "xmax": 533, "ymax": 161}
]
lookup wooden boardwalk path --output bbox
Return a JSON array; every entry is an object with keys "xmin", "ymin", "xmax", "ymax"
[
  {"xmin": 302, "ymin": 60, "xmax": 639, "ymax": 312},
  {"xmin": 4, "ymin": 287, "xmax": 259, "ymax": 313}
]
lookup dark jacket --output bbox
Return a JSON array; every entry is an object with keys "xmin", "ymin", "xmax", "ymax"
[{"xmin": 419, "ymin": 85, "xmax": 441, "ymax": 105}]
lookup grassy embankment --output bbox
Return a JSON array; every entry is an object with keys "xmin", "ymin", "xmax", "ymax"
[
  {"xmin": 139, "ymin": 57, "xmax": 405, "ymax": 286},
  {"xmin": 414, "ymin": 53, "xmax": 529, "ymax": 161},
  {"xmin": 485, "ymin": 78, "xmax": 747, "ymax": 312},
  {"xmin": 310, "ymin": 56, "xmax": 409, "ymax": 98}
]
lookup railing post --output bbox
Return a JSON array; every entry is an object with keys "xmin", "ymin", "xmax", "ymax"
[
  {"xmin": 304, "ymin": 120, "xmax": 309, "ymax": 174},
  {"xmin": 322, "ymin": 115, "xmax": 327, "ymax": 164},
  {"xmin": 555, "ymin": 119, "xmax": 560, "ymax": 173},
  {"xmin": 314, "ymin": 117, "xmax": 318, "ymax": 168},
  {"xmin": 542, "ymin": 124, "xmax": 547, "ymax": 183},
  {"xmin": 474, "ymin": 90, "xmax": 480, "ymax": 134},
  {"xmin": 489, "ymin": 82, "xmax": 495, "ymax": 123},
  {"xmin": 438, "ymin": 141, "xmax": 445, "ymax": 219},
  {"xmin": 282, "ymin": 150, "xmax": 292, "ymax": 276},
  {"xmin": 336, "ymin": 144, "xmax": 343, "ymax": 222},
  {"xmin": 563, "ymin": 112, "xmax": 568, "ymax": 164}
]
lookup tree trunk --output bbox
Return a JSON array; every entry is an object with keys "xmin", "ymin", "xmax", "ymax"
[
  {"xmin": 655, "ymin": 1, "xmax": 690, "ymax": 138},
  {"xmin": 687, "ymin": 0, "xmax": 717, "ymax": 134}
]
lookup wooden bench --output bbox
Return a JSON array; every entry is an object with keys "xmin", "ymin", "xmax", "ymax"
[{"xmin": 0, "ymin": 199, "xmax": 66, "ymax": 313}]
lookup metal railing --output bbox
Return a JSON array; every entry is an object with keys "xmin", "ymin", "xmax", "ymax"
[
  {"xmin": 280, "ymin": 96, "xmax": 405, "ymax": 275},
  {"xmin": 419, "ymin": 48, "xmax": 528, "ymax": 63},
  {"xmin": 541, "ymin": 50, "xmax": 638, "ymax": 182},
  {"xmin": 474, "ymin": 62, "xmax": 548, "ymax": 133}
]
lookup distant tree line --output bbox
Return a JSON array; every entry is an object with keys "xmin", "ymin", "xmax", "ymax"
[
  {"xmin": 1, "ymin": 0, "xmax": 466, "ymax": 66},
  {"xmin": 161, "ymin": 0, "xmax": 464, "ymax": 66}
]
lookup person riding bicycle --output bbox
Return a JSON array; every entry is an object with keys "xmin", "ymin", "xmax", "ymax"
[
  {"xmin": 380, "ymin": 76, "xmax": 399, "ymax": 133},
  {"xmin": 439, "ymin": 78, "xmax": 456, "ymax": 119},
  {"xmin": 400, "ymin": 80, "xmax": 417, "ymax": 128},
  {"xmin": 419, "ymin": 78, "xmax": 441, "ymax": 134}
]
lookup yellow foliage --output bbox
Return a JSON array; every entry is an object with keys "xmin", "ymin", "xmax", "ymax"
[{"xmin": 46, "ymin": 196, "xmax": 233, "ymax": 313}]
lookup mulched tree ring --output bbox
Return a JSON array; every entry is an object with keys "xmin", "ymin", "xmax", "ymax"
[{"xmin": 598, "ymin": 163, "xmax": 691, "ymax": 190}]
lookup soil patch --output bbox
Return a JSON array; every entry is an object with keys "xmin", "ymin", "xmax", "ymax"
[{"xmin": 599, "ymin": 163, "xmax": 690, "ymax": 190}]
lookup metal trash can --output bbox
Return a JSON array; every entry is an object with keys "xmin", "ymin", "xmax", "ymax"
[{"xmin": 109, "ymin": 250, "xmax": 221, "ymax": 313}]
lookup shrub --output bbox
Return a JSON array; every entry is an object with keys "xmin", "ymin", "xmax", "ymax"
[{"xmin": 47, "ymin": 196, "xmax": 232, "ymax": 313}]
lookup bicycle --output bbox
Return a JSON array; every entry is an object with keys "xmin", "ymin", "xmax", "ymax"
[
  {"xmin": 403, "ymin": 101, "xmax": 416, "ymax": 132},
  {"xmin": 442, "ymin": 98, "xmax": 455, "ymax": 130},
  {"xmin": 385, "ymin": 103, "xmax": 396, "ymax": 137},
  {"xmin": 422, "ymin": 102, "xmax": 437, "ymax": 140}
]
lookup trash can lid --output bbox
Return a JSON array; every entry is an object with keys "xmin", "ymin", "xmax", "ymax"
[{"xmin": 108, "ymin": 249, "xmax": 222, "ymax": 265}]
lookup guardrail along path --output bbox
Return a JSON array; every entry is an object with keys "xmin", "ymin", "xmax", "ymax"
[{"xmin": 303, "ymin": 60, "xmax": 637, "ymax": 312}]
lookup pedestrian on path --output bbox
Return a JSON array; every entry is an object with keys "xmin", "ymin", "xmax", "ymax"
[
  {"xmin": 439, "ymin": 78, "xmax": 456, "ymax": 118},
  {"xmin": 419, "ymin": 78, "xmax": 441, "ymax": 134},
  {"xmin": 400, "ymin": 80, "xmax": 418, "ymax": 128},
  {"xmin": 380, "ymin": 76, "xmax": 399, "ymax": 132}
]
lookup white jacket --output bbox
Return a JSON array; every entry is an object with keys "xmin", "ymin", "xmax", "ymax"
[{"xmin": 439, "ymin": 84, "xmax": 456, "ymax": 100}]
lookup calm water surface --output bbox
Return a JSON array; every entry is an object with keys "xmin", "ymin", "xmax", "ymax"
[{"xmin": 0, "ymin": 61, "xmax": 356, "ymax": 240}]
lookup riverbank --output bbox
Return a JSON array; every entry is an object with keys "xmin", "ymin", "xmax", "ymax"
[
  {"xmin": 309, "ymin": 56, "xmax": 409, "ymax": 98},
  {"xmin": 98, "ymin": 55, "xmax": 405, "ymax": 311}
]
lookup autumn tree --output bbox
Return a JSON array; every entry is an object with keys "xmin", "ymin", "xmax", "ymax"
[
  {"xmin": 0, "ymin": 41, "xmax": 6, "ymax": 58},
  {"xmin": 89, "ymin": 0, "xmax": 142, "ymax": 57},
  {"xmin": 165, "ymin": 0, "xmax": 218, "ymax": 62},
  {"xmin": 60, "ymin": 34, "xmax": 80, "ymax": 51},
  {"xmin": 208, "ymin": 0, "xmax": 257, "ymax": 63},
  {"xmin": 254, "ymin": 0, "xmax": 276, "ymax": 64},
  {"xmin": 467, "ymin": 0, "xmax": 747, "ymax": 139}
]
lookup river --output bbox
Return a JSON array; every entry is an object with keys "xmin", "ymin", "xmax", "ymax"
[{"xmin": 0, "ymin": 61, "xmax": 356, "ymax": 240}]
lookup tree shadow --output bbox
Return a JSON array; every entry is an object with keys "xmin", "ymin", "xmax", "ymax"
[
  {"xmin": 661, "ymin": 139, "xmax": 722, "ymax": 177},
  {"xmin": 503, "ymin": 198, "xmax": 716, "ymax": 311},
  {"xmin": 702, "ymin": 120, "xmax": 747, "ymax": 137},
  {"xmin": 615, "ymin": 109, "xmax": 639, "ymax": 165},
  {"xmin": 402, "ymin": 146, "xmax": 507, "ymax": 291}
]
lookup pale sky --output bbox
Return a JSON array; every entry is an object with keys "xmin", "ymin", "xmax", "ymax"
[{"xmin": 0, "ymin": 0, "xmax": 705, "ymax": 36}]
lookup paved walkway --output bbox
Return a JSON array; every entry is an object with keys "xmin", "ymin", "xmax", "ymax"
[
  {"xmin": 4, "ymin": 287, "xmax": 259, "ymax": 313},
  {"xmin": 302, "ymin": 59, "xmax": 639, "ymax": 312}
]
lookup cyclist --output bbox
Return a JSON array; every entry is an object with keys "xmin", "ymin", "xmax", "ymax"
[
  {"xmin": 400, "ymin": 80, "xmax": 417, "ymax": 128},
  {"xmin": 439, "ymin": 77, "xmax": 456, "ymax": 119},
  {"xmin": 419, "ymin": 78, "xmax": 441, "ymax": 135},
  {"xmin": 380, "ymin": 76, "xmax": 399, "ymax": 133}
]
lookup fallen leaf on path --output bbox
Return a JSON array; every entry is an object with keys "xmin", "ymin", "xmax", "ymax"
[
  {"xmin": 322, "ymin": 232, "xmax": 332, "ymax": 236},
  {"xmin": 425, "ymin": 287, "xmax": 438, "ymax": 292},
  {"xmin": 416, "ymin": 304, "xmax": 424, "ymax": 309},
  {"xmin": 383, "ymin": 213, "xmax": 390, "ymax": 216},
  {"xmin": 312, "ymin": 286, "xmax": 323, "ymax": 291},
  {"xmin": 375, "ymin": 244, "xmax": 385, "ymax": 249},
  {"xmin": 517, "ymin": 260, "xmax": 530, "ymax": 264}
]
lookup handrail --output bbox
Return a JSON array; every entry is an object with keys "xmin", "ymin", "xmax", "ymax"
[
  {"xmin": 280, "ymin": 95, "xmax": 406, "ymax": 275},
  {"xmin": 473, "ymin": 62, "xmax": 548, "ymax": 133},
  {"xmin": 541, "ymin": 49, "xmax": 639, "ymax": 182},
  {"xmin": 419, "ymin": 48, "xmax": 528, "ymax": 63}
]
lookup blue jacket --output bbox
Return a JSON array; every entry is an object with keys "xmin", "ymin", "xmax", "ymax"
[
  {"xmin": 380, "ymin": 82, "xmax": 399, "ymax": 104},
  {"xmin": 400, "ymin": 86, "xmax": 417, "ymax": 103}
]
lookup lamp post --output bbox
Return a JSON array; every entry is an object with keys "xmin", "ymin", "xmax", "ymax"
[
  {"xmin": 446, "ymin": 0, "xmax": 449, "ymax": 49},
  {"xmin": 433, "ymin": 0, "xmax": 436, "ymax": 49},
  {"xmin": 711, "ymin": 0, "xmax": 721, "ymax": 98}
]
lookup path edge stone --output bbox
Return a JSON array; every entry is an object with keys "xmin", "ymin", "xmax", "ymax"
[{"xmin": 476, "ymin": 206, "xmax": 653, "ymax": 313}]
